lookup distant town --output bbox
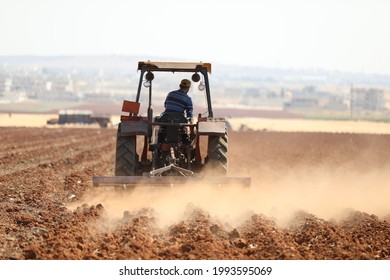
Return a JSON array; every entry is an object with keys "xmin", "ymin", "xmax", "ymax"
[{"xmin": 0, "ymin": 56, "xmax": 389, "ymax": 120}]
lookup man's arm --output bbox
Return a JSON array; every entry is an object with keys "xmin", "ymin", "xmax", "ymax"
[
  {"xmin": 186, "ymin": 98, "xmax": 193, "ymax": 118},
  {"xmin": 164, "ymin": 92, "xmax": 171, "ymax": 109}
]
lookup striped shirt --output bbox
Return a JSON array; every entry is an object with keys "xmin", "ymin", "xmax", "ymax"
[{"xmin": 164, "ymin": 89, "xmax": 193, "ymax": 118}]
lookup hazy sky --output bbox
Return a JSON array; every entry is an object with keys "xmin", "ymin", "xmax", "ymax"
[{"xmin": 1, "ymin": 0, "xmax": 390, "ymax": 74}]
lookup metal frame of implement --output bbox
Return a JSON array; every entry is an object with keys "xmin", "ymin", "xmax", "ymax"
[{"xmin": 93, "ymin": 175, "xmax": 251, "ymax": 188}]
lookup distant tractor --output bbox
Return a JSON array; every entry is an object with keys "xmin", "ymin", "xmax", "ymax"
[{"xmin": 47, "ymin": 109, "xmax": 111, "ymax": 128}]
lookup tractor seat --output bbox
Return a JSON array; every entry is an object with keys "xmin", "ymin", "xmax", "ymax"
[{"xmin": 156, "ymin": 112, "xmax": 188, "ymax": 124}]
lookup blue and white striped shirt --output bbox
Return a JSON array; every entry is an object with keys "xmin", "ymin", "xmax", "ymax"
[{"xmin": 164, "ymin": 89, "xmax": 193, "ymax": 118}]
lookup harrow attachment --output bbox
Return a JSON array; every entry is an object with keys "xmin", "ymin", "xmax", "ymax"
[{"xmin": 92, "ymin": 174, "xmax": 251, "ymax": 188}]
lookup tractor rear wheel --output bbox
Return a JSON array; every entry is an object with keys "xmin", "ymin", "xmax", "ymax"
[
  {"xmin": 115, "ymin": 123, "xmax": 137, "ymax": 176},
  {"xmin": 206, "ymin": 130, "xmax": 228, "ymax": 175}
]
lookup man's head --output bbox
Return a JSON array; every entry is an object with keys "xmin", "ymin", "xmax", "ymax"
[{"xmin": 179, "ymin": 79, "xmax": 191, "ymax": 92}]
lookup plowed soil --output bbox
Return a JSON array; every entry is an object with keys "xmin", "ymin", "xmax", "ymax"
[{"xmin": 1, "ymin": 127, "xmax": 390, "ymax": 260}]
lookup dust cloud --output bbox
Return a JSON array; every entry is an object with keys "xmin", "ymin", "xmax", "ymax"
[
  {"xmin": 71, "ymin": 129, "xmax": 390, "ymax": 230},
  {"xmin": 246, "ymin": 165, "xmax": 390, "ymax": 226},
  {"xmin": 72, "ymin": 162, "xmax": 390, "ymax": 230}
]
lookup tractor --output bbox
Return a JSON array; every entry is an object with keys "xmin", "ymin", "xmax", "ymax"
[{"xmin": 93, "ymin": 61, "xmax": 250, "ymax": 188}]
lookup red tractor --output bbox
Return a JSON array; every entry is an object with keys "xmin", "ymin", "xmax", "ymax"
[{"xmin": 93, "ymin": 61, "xmax": 250, "ymax": 188}]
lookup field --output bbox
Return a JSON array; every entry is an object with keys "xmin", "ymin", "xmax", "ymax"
[
  {"xmin": 1, "ymin": 116, "xmax": 390, "ymax": 260},
  {"xmin": 3, "ymin": 112, "xmax": 390, "ymax": 133}
]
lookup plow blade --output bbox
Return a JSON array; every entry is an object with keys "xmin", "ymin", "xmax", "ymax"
[{"xmin": 92, "ymin": 175, "xmax": 251, "ymax": 188}]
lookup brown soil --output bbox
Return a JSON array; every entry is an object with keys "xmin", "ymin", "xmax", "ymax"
[{"xmin": 1, "ymin": 127, "xmax": 390, "ymax": 260}]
